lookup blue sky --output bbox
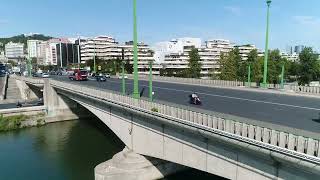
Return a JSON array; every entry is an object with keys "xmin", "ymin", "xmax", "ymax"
[{"xmin": 0, "ymin": 0, "xmax": 319, "ymax": 51}]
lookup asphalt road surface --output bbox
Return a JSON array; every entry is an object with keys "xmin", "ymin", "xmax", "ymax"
[{"xmin": 51, "ymin": 76, "xmax": 320, "ymax": 134}]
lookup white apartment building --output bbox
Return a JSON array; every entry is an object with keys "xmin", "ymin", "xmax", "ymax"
[
  {"xmin": 80, "ymin": 36, "xmax": 158, "ymax": 74},
  {"xmin": 162, "ymin": 39, "xmax": 234, "ymax": 77},
  {"xmin": 27, "ymin": 40, "xmax": 43, "ymax": 58},
  {"xmin": 153, "ymin": 38, "xmax": 201, "ymax": 63},
  {"xmin": 234, "ymin": 44, "xmax": 264, "ymax": 61},
  {"xmin": 80, "ymin": 36, "xmax": 119, "ymax": 62},
  {"xmin": 5, "ymin": 42, "xmax": 25, "ymax": 59},
  {"xmin": 120, "ymin": 41, "xmax": 160, "ymax": 75},
  {"xmin": 281, "ymin": 52, "xmax": 299, "ymax": 62}
]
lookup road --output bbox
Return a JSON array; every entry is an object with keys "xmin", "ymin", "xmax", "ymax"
[{"xmin": 51, "ymin": 76, "xmax": 320, "ymax": 134}]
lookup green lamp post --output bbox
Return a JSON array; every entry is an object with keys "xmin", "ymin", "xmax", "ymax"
[
  {"xmin": 261, "ymin": 0, "xmax": 272, "ymax": 88},
  {"xmin": 132, "ymin": 0, "xmax": 140, "ymax": 99}
]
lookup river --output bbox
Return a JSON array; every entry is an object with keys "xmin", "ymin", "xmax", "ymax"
[{"xmin": 0, "ymin": 118, "xmax": 224, "ymax": 180}]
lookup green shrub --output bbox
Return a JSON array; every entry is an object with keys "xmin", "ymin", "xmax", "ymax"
[{"xmin": 151, "ymin": 108, "xmax": 159, "ymax": 112}]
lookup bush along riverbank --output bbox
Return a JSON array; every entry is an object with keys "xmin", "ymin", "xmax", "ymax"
[{"xmin": 0, "ymin": 113, "xmax": 46, "ymax": 132}]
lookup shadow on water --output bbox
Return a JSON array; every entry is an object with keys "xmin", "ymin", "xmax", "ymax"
[{"xmin": 312, "ymin": 119, "xmax": 320, "ymax": 123}]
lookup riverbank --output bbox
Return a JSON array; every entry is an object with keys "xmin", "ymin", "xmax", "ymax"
[{"xmin": 0, "ymin": 113, "xmax": 46, "ymax": 132}]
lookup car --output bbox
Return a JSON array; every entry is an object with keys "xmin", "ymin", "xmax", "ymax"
[
  {"xmin": 42, "ymin": 73, "xmax": 50, "ymax": 78},
  {"xmin": 105, "ymin": 74, "xmax": 111, "ymax": 78},
  {"xmin": 96, "ymin": 75, "xmax": 107, "ymax": 82},
  {"xmin": 118, "ymin": 75, "xmax": 128, "ymax": 79}
]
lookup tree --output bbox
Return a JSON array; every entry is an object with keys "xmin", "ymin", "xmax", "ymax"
[
  {"xmin": 298, "ymin": 47, "xmax": 320, "ymax": 85},
  {"xmin": 124, "ymin": 59, "xmax": 133, "ymax": 74},
  {"xmin": 218, "ymin": 49, "xmax": 239, "ymax": 81},
  {"xmin": 7, "ymin": 60, "xmax": 17, "ymax": 66},
  {"xmin": 187, "ymin": 48, "xmax": 202, "ymax": 78}
]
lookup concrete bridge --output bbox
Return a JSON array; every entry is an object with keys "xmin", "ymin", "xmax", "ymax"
[{"xmin": 11, "ymin": 76, "xmax": 320, "ymax": 180}]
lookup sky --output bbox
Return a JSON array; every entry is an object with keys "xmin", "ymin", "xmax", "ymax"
[{"xmin": 0, "ymin": 0, "xmax": 320, "ymax": 51}]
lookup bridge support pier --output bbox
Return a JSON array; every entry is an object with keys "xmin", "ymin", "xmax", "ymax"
[
  {"xmin": 43, "ymin": 79, "xmax": 91, "ymax": 122},
  {"xmin": 95, "ymin": 147, "xmax": 186, "ymax": 180}
]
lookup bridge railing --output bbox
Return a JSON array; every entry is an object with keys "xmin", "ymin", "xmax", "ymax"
[{"xmin": 50, "ymin": 79, "xmax": 320, "ymax": 161}]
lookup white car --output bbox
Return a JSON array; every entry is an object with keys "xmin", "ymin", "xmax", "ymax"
[
  {"xmin": 105, "ymin": 74, "xmax": 111, "ymax": 78},
  {"xmin": 42, "ymin": 73, "xmax": 50, "ymax": 78},
  {"xmin": 118, "ymin": 75, "xmax": 128, "ymax": 79}
]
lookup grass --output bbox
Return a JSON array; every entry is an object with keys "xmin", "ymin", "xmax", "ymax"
[{"xmin": 0, "ymin": 114, "xmax": 27, "ymax": 131}]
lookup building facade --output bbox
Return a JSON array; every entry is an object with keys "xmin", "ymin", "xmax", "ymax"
[
  {"xmin": 79, "ymin": 36, "xmax": 158, "ymax": 74},
  {"xmin": 5, "ymin": 42, "xmax": 25, "ymax": 60},
  {"xmin": 161, "ymin": 39, "xmax": 234, "ymax": 77},
  {"xmin": 234, "ymin": 44, "xmax": 264, "ymax": 61},
  {"xmin": 56, "ymin": 43, "xmax": 80, "ymax": 68},
  {"xmin": 27, "ymin": 40, "xmax": 43, "ymax": 58},
  {"xmin": 281, "ymin": 52, "xmax": 299, "ymax": 62}
]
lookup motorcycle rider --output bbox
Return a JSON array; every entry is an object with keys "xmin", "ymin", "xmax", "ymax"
[{"xmin": 190, "ymin": 92, "xmax": 199, "ymax": 104}]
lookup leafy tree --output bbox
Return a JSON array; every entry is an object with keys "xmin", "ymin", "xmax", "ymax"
[
  {"xmin": 218, "ymin": 49, "xmax": 238, "ymax": 81},
  {"xmin": 187, "ymin": 48, "xmax": 202, "ymax": 78},
  {"xmin": 297, "ymin": 47, "xmax": 320, "ymax": 85},
  {"xmin": 124, "ymin": 59, "xmax": 133, "ymax": 74},
  {"xmin": 7, "ymin": 60, "xmax": 17, "ymax": 66}
]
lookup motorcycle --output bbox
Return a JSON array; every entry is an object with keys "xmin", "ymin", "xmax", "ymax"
[{"xmin": 189, "ymin": 94, "xmax": 202, "ymax": 105}]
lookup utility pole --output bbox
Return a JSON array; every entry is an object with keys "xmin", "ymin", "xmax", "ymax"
[
  {"xmin": 247, "ymin": 64, "xmax": 251, "ymax": 87},
  {"xmin": 149, "ymin": 61, "xmax": 153, "ymax": 101},
  {"xmin": 93, "ymin": 41, "xmax": 96, "ymax": 73},
  {"xmin": 28, "ymin": 58, "xmax": 32, "ymax": 77},
  {"xmin": 280, "ymin": 63, "xmax": 285, "ymax": 89},
  {"xmin": 262, "ymin": 0, "xmax": 272, "ymax": 88},
  {"xmin": 121, "ymin": 48, "xmax": 126, "ymax": 95},
  {"xmin": 132, "ymin": 0, "xmax": 140, "ymax": 99}
]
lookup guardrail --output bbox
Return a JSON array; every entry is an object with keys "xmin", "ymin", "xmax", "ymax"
[
  {"xmin": 0, "ymin": 106, "xmax": 46, "ymax": 116},
  {"xmin": 50, "ymin": 79, "xmax": 320, "ymax": 163}
]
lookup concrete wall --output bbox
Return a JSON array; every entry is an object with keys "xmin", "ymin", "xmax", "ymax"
[{"xmin": 0, "ymin": 75, "xmax": 7, "ymax": 100}]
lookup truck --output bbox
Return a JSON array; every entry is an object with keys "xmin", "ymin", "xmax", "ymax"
[{"xmin": 68, "ymin": 69, "xmax": 88, "ymax": 81}]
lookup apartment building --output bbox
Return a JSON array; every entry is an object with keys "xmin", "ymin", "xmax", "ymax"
[
  {"xmin": 161, "ymin": 39, "xmax": 234, "ymax": 77},
  {"xmin": 27, "ymin": 40, "xmax": 43, "ymax": 58},
  {"xmin": 5, "ymin": 42, "xmax": 25, "ymax": 60},
  {"xmin": 79, "ymin": 36, "xmax": 119, "ymax": 62},
  {"xmin": 281, "ymin": 52, "xmax": 299, "ymax": 62},
  {"xmin": 79, "ymin": 36, "xmax": 158, "ymax": 74},
  {"xmin": 234, "ymin": 44, "xmax": 264, "ymax": 60}
]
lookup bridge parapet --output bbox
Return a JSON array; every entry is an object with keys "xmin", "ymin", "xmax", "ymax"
[{"xmin": 49, "ymin": 79, "xmax": 320, "ymax": 164}]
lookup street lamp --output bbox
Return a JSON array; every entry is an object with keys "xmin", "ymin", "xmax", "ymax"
[
  {"xmin": 149, "ymin": 61, "xmax": 153, "ymax": 101},
  {"xmin": 132, "ymin": 0, "xmax": 140, "ymax": 99},
  {"xmin": 261, "ymin": 0, "xmax": 272, "ymax": 88},
  {"xmin": 93, "ymin": 41, "xmax": 97, "ymax": 73}
]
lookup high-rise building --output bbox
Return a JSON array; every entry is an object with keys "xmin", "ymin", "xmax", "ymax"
[
  {"xmin": 5, "ymin": 42, "xmax": 25, "ymax": 60},
  {"xmin": 27, "ymin": 40, "xmax": 43, "ymax": 58},
  {"xmin": 56, "ymin": 43, "xmax": 80, "ymax": 68},
  {"xmin": 294, "ymin": 45, "xmax": 305, "ymax": 54}
]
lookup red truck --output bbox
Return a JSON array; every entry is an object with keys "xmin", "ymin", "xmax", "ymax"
[{"xmin": 68, "ymin": 69, "xmax": 88, "ymax": 81}]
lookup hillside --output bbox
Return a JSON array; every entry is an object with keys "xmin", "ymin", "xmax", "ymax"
[{"xmin": 0, "ymin": 34, "xmax": 53, "ymax": 51}]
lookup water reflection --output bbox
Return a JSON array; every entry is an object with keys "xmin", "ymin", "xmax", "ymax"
[{"xmin": 0, "ymin": 118, "xmax": 224, "ymax": 180}]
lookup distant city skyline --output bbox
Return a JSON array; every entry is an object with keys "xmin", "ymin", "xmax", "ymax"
[{"xmin": 0, "ymin": 0, "xmax": 320, "ymax": 51}]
